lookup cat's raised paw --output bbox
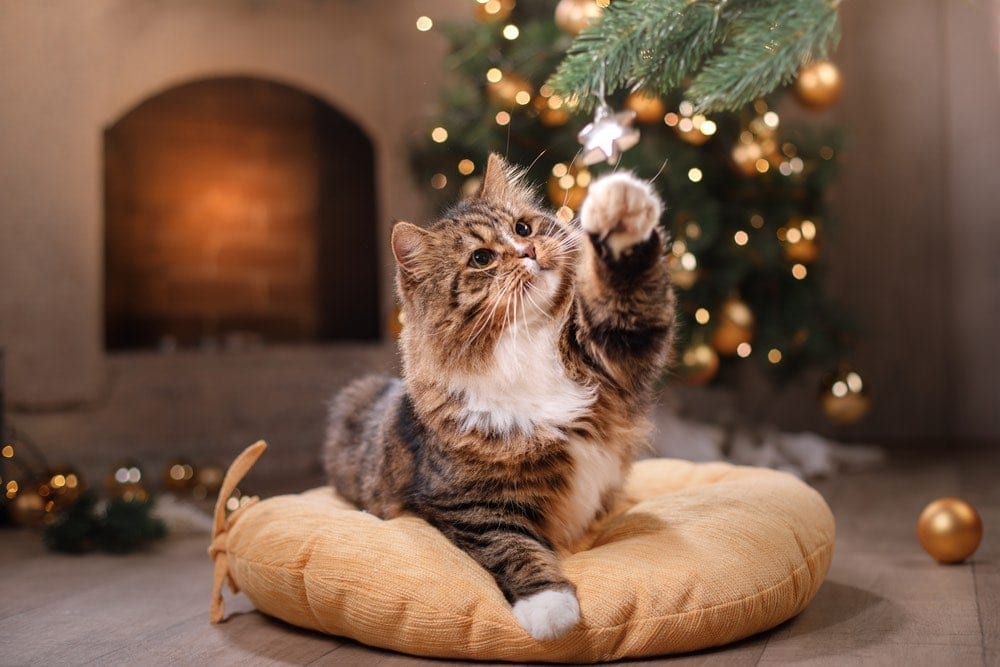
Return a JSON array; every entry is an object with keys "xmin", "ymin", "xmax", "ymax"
[
  {"xmin": 512, "ymin": 587, "xmax": 581, "ymax": 641},
  {"xmin": 580, "ymin": 172, "xmax": 662, "ymax": 260}
]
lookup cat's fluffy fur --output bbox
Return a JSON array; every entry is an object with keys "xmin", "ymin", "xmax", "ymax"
[{"xmin": 324, "ymin": 154, "xmax": 675, "ymax": 641}]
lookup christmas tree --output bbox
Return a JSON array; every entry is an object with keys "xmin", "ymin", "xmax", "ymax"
[{"xmin": 411, "ymin": 0, "xmax": 868, "ymax": 425}]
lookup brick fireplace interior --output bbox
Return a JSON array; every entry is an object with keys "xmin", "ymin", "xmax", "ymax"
[{"xmin": 104, "ymin": 76, "xmax": 380, "ymax": 349}]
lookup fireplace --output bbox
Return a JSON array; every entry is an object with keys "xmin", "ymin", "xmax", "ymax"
[{"xmin": 104, "ymin": 76, "xmax": 380, "ymax": 349}]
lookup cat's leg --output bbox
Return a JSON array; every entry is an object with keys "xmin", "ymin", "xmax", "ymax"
[
  {"xmin": 569, "ymin": 172, "xmax": 674, "ymax": 392},
  {"xmin": 432, "ymin": 516, "xmax": 580, "ymax": 640}
]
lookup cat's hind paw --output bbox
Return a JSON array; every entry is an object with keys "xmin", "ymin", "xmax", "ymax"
[
  {"xmin": 512, "ymin": 587, "xmax": 581, "ymax": 641},
  {"xmin": 580, "ymin": 172, "xmax": 662, "ymax": 260}
]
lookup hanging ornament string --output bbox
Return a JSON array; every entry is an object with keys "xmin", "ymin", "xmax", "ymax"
[{"xmin": 576, "ymin": 67, "xmax": 640, "ymax": 166}]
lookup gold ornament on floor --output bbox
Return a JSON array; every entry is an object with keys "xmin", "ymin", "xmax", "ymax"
[
  {"xmin": 710, "ymin": 297, "xmax": 755, "ymax": 356},
  {"xmin": 105, "ymin": 460, "xmax": 149, "ymax": 502},
  {"xmin": 779, "ymin": 218, "xmax": 821, "ymax": 264},
  {"xmin": 475, "ymin": 0, "xmax": 515, "ymax": 23},
  {"xmin": 554, "ymin": 0, "xmax": 603, "ymax": 35},
  {"xmin": 486, "ymin": 72, "xmax": 533, "ymax": 108},
  {"xmin": 547, "ymin": 162, "xmax": 592, "ymax": 211},
  {"xmin": 625, "ymin": 92, "xmax": 666, "ymax": 125},
  {"xmin": 679, "ymin": 342, "xmax": 720, "ymax": 386},
  {"xmin": 819, "ymin": 366, "xmax": 871, "ymax": 424},
  {"xmin": 917, "ymin": 497, "xmax": 983, "ymax": 564},
  {"xmin": 795, "ymin": 61, "xmax": 843, "ymax": 110}
]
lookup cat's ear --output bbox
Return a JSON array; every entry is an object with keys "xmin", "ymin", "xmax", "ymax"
[
  {"xmin": 391, "ymin": 221, "xmax": 428, "ymax": 278},
  {"xmin": 477, "ymin": 153, "xmax": 514, "ymax": 201}
]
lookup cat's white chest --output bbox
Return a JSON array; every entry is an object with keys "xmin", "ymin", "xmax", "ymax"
[
  {"xmin": 561, "ymin": 436, "xmax": 624, "ymax": 542},
  {"xmin": 451, "ymin": 323, "xmax": 595, "ymax": 436}
]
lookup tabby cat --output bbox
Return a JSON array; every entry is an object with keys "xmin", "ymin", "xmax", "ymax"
[{"xmin": 324, "ymin": 153, "xmax": 675, "ymax": 641}]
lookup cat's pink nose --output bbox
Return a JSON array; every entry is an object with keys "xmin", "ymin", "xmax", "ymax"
[{"xmin": 519, "ymin": 244, "xmax": 536, "ymax": 259}]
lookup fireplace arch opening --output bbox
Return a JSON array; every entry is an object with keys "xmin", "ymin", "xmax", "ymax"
[{"xmin": 104, "ymin": 76, "xmax": 380, "ymax": 349}]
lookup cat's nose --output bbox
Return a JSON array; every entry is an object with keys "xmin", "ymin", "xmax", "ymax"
[{"xmin": 518, "ymin": 243, "xmax": 536, "ymax": 260}]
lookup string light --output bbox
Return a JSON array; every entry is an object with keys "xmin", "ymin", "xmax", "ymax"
[
  {"xmin": 792, "ymin": 263, "xmax": 808, "ymax": 279},
  {"xmin": 734, "ymin": 231, "xmax": 749, "ymax": 246},
  {"xmin": 458, "ymin": 159, "xmax": 475, "ymax": 175},
  {"xmin": 415, "ymin": 16, "xmax": 433, "ymax": 31},
  {"xmin": 486, "ymin": 68, "xmax": 503, "ymax": 83},
  {"xmin": 495, "ymin": 111, "xmax": 511, "ymax": 126},
  {"xmin": 431, "ymin": 173, "xmax": 447, "ymax": 189},
  {"xmin": 768, "ymin": 349, "xmax": 783, "ymax": 364},
  {"xmin": 688, "ymin": 167, "xmax": 703, "ymax": 182},
  {"xmin": 431, "ymin": 127, "xmax": 448, "ymax": 143},
  {"xmin": 695, "ymin": 308, "xmax": 710, "ymax": 324},
  {"xmin": 736, "ymin": 343, "xmax": 752, "ymax": 358},
  {"xmin": 502, "ymin": 24, "xmax": 519, "ymax": 39}
]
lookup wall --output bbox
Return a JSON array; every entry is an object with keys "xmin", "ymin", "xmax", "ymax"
[{"xmin": 0, "ymin": 0, "xmax": 468, "ymax": 405}]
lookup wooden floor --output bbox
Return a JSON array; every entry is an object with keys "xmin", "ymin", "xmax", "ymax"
[{"xmin": 2, "ymin": 445, "xmax": 997, "ymax": 666}]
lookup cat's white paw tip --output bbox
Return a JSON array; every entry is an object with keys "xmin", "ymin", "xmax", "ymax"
[{"xmin": 512, "ymin": 588, "xmax": 581, "ymax": 641}]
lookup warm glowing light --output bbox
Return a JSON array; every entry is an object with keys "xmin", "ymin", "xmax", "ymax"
[
  {"xmin": 558, "ymin": 174, "xmax": 575, "ymax": 189},
  {"xmin": 700, "ymin": 119, "xmax": 717, "ymax": 136},
  {"xmin": 575, "ymin": 170, "xmax": 592, "ymax": 187},
  {"xmin": 768, "ymin": 349, "xmax": 783, "ymax": 364},
  {"xmin": 832, "ymin": 380, "xmax": 848, "ymax": 398},
  {"xmin": 551, "ymin": 163, "xmax": 568, "ymax": 178},
  {"xmin": 514, "ymin": 90, "xmax": 531, "ymax": 105},
  {"xmin": 820, "ymin": 146, "xmax": 835, "ymax": 160},
  {"xmin": 596, "ymin": 0, "xmax": 610, "ymax": 6},
  {"xmin": 779, "ymin": 162, "xmax": 793, "ymax": 176},
  {"xmin": 431, "ymin": 173, "xmax": 447, "ymax": 189},
  {"xmin": 792, "ymin": 263, "xmax": 808, "ymax": 279},
  {"xmin": 226, "ymin": 496, "xmax": 240, "ymax": 512},
  {"xmin": 790, "ymin": 157, "xmax": 804, "ymax": 173},
  {"xmin": 695, "ymin": 308, "xmax": 710, "ymax": 324},
  {"xmin": 754, "ymin": 158, "xmax": 770, "ymax": 173},
  {"xmin": 740, "ymin": 131, "xmax": 755, "ymax": 144},
  {"xmin": 486, "ymin": 68, "xmax": 503, "ymax": 83},
  {"xmin": 556, "ymin": 206, "xmax": 574, "ymax": 222},
  {"xmin": 734, "ymin": 231, "xmax": 749, "ymax": 246},
  {"xmin": 1, "ymin": 445, "xmax": 13, "ymax": 458},
  {"xmin": 502, "ymin": 24, "xmax": 519, "ymax": 39},
  {"xmin": 686, "ymin": 222, "xmax": 701, "ymax": 239},
  {"xmin": 664, "ymin": 112, "xmax": 679, "ymax": 127},
  {"xmin": 678, "ymin": 100, "xmax": 694, "ymax": 116},
  {"xmin": 801, "ymin": 219, "xmax": 817, "ymax": 240},
  {"xmin": 547, "ymin": 95, "xmax": 564, "ymax": 109},
  {"xmin": 672, "ymin": 240, "xmax": 687, "ymax": 256},
  {"xmin": 786, "ymin": 228, "xmax": 802, "ymax": 243},
  {"xmin": 678, "ymin": 118, "xmax": 694, "ymax": 133},
  {"xmin": 495, "ymin": 111, "xmax": 511, "ymax": 125},
  {"xmin": 688, "ymin": 167, "xmax": 703, "ymax": 182},
  {"xmin": 762, "ymin": 111, "xmax": 780, "ymax": 128},
  {"xmin": 415, "ymin": 16, "xmax": 433, "ymax": 31},
  {"xmin": 482, "ymin": 0, "xmax": 502, "ymax": 15},
  {"xmin": 680, "ymin": 252, "xmax": 698, "ymax": 270},
  {"xmin": 736, "ymin": 343, "xmax": 752, "ymax": 358},
  {"xmin": 539, "ymin": 83, "xmax": 554, "ymax": 97},
  {"xmin": 51, "ymin": 474, "xmax": 66, "ymax": 488},
  {"xmin": 431, "ymin": 127, "xmax": 448, "ymax": 143},
  {"xmin": 750, "ymin": 214, "xmax": 764, "ymax": 229},
  {"xmin": 846, "ymin": 371, "xmax": 864, "ymax": 393},
  {"xmin": 458, "ymin": 159, "xmax": 475, "ymax": 175}
]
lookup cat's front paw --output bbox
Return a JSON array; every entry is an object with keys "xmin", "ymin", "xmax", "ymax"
[
  {"xmin": 512, "ymin": 587, "xmax": 581, "ymax": 641},
  {"xmin": 580, "ymin": 172, "xmax": 663, "ymax": 260}
]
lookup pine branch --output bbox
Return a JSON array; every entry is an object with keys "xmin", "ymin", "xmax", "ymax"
[{"xmin": 548, "ymin": 0, "xmax": 841, "ymax": 113}]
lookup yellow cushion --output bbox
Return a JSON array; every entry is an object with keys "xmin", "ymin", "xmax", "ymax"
[{"xmin": 208, "ymin": 442, "xmax": 834, "ymax": 663}]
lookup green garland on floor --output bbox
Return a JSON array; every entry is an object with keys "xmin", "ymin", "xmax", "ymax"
[{"xmin": 43, "ymin": 491, "xmax": 166, "ymax": 554}]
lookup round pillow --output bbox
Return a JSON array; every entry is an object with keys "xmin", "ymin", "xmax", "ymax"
[{"xmin": 208, "ymin": 442, "xmax": 834, "ymax": 663}]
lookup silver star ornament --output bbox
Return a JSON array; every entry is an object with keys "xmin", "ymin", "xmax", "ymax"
[{"xmin": 577, "ymin": 104, "xmax": 640, "ymax": 166}]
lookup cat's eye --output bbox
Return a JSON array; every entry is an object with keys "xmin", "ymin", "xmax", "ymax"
[
  {"xmin": 470, "ymin": 248, "xmax": 495, "ymax": 268},
  {"xmin": 514, "ymin": 219, "xmax": 532, "ymax": 237}
]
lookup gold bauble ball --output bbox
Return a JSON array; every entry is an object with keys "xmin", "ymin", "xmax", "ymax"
[
  {"xmin": 475, "ymin": 0, "xmax": 515, "ymax": 23},
  {"xmin": 163, "ymin": 459, "xmax": 197, "ymax": 494},
  {"xmin": 679, "ymin": 342, "xmax": 720, "ymax": 386},
  {"xmin": 710, "ymin": 298, "xmax": 755, "ymax": 355},
  {"xmin": 820, "ymin": 367, "xmax": 871, "ymax": 424},
  {"xmin": 486, "ymin": 72, "xmax": 533, "ymax": 108},
  {"xmin": 730, "ymin": 140, "xmax": 766, "ymax": 177},
  {"xmin": 917, "ymin": 497, "xmax": 983, "ymax": 564},
  {"xmin": 555, "ymin": 0, "xmax": 603, "ymax": 35},
  {"xmin": 547, "ymin": 163, "xmax": 591, "ymax": 211},
  {"xmin": 795, "ymin": 61, "xmax": 843, "ymax": 110},
  {"xmin": 10, "ymin": 489, "xmax": 48, "ymax": 527},
  {"xmin": 534, "ymin": 95, "xmax": 571, "ymax": 127},
  {"xmin": 781, "ymin": 218, "xmax": 822, "ymax": 264},
  {"xmin": 625, "ymin": 92, "xmax": 665, "ymax": 125}
]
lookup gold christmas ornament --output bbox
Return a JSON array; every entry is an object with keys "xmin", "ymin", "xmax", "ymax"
[
  {"xmin": 534, "ymin": 94, "xmax": 571, "ymax": 127},
  {"xmin": 486, "ymin": 72, "xmax": 533, "ymax": 108},
  {"xmin": 547, "ymin": 162, "xmax": 592, "ymax": 211},
  {"xmin": 475, "ymin": 0, "xmax": 515, "ymax": 23},
  {"xmin": 917, "ymin": 497, "xmax": 983, "ymax": 564},
  {"xmin": 679, "ymin": 342, "xmax": 720, "ymax": 386},
  {"xmin": 795, "ymin": 61, "xmax": 843, "ymax": 110},
  {"xmin": 554, "ymin": 0, "xmax": 603, "ymax": 35},
  {"xmin": 625, "ymin": 92, "xmax": 666, "ymax": 125},
  {"xmin": 819, "ymin": 366, "xmax": 871, "ymax": 424},
  {"xmin": 710, "ymin": 298, "xmax": 755, "ymax": 356},
  {"xmin": 780, "ymin": 218, "xmax": 821, "ymax": 264}
]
